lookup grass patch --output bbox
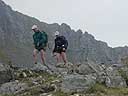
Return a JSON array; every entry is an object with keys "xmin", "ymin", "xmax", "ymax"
[
  {"xmin": 87, "ymin": 83, "xmax": 128, "ymax": 96},
  {"xmin": 33, "ymin": 72, "xmax": 59, "ymax": 83},
  {"xmin": 52, "ymin": 90, "xmax": 69, "ymax": 96},
  {"xmin": 118, "ymin": 69, "xmax": 128, "ymax": 85},
  {"xmin": 13, "ymin": 71, "xmax": 60, "ymax": 95},
  {"xmin": 0, "ymin": 94, "xmax": 16, "ymax": 96}
]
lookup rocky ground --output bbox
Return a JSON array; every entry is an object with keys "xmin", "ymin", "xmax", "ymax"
[{"xmin": 1, "ymin": 62, "xmax": 128, "ymax": 96}]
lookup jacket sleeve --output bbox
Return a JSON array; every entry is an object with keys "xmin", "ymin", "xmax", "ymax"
[
  {"xmin": 53, "ymin": 39, "xmax": 57, "ymax": 53},
  {"xmin": 33, "ymin": 35, "xmax": 36, "ymax": 45}
]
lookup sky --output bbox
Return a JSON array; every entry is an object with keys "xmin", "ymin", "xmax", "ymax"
[{"xmin": 3, "ymin": 0, "xmax": 128, "ymax": 47}]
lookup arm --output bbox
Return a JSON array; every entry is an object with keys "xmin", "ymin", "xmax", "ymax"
[
  {"xmin": 33, "ymin": 35, "xmax": 37, "ymax": 46},
  {"xmin": 53, "ymin": 39, "xmax": 57, "ymax": 53}
]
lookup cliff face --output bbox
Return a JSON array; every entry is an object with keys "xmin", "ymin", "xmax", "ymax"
[{"xmin": 0, "ymin": 0, "xmax": 128, "ymax": 67}]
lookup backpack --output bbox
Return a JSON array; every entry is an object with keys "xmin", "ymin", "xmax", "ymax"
[{"xmin": 58, "ymin": 36, "xmax": 68, "ymax": 49}]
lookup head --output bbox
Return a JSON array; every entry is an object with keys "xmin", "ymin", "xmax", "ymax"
[
  {"xmin": 55, "ymin": 31, "xmax": 59, "ymax": 37},
  {"xmin": 32, "ymin": 25, "xmax": 39, "ymax": 32}
]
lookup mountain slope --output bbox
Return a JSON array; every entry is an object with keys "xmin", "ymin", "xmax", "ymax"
[{"xmin": 0, "ymin": 0, "xmax": 128, "ymax": 67}]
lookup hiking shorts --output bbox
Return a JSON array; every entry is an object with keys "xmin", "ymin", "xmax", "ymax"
[
  {"xmin": 37, "ymin": 47, "xmax": 46, "ymax": 52},
  {"xmin": 53, "ymin": 47, "xmax": 66, "ymax": 54},
  {"xmin": 35, "ymin": 46, "xmax": 46, "ymax": 51}
]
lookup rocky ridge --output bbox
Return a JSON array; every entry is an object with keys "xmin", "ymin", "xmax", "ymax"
[{"xmin": 0, "ymin": 0, "xmax": 128, "ymax": 67}]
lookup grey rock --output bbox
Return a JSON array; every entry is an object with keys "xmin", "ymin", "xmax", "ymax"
[
  {"xmin": 76, "ymin": 61, "xmax": 106, "ymax": 75},
  {"xmin": 61, "ymin": 74, "xmax": 96, "ymax": 93},
  {"xmin": 106, "ymin": 66, "xmax": 119, "ymax": 76},
  {"xmin": 54, "ymin": 62, "xmax": 75, "ymax": 75},
  {"xmin": 95, "ymin": 65, "xmax": 127, "ymax": 87},
  {"xmin": 76, "ymin": 64, "xmax": 95, "ymax": 75},
  {"xmin": 31, "ymin": 76, "xmax": 45, "ymax": 85},
  {"xmin": 105, "ymin": 66, "xmax": 127, "ymax": 87},
  {"xmin": 105, "ymin": 76, "xmax": 127, "ymax": 88},
  {"xmin": 55, "ymin": 63, "xmax": 67, "ymax": 68},
  {"xmin": 0, "ymin": 62, "xmax": 13, "ymax": 84},
  {"xmin": 0, "ymin": 81, "xmax": 28, "ymax": 94},
  {"xmin": 39, "ymin": 93, "xmax": 49, "ymax": 96},
  {"xmin": 30, "ymin": 63, "xmax": 55, "ymax": 75},
  {"xmin": 31, "ymin": 63, "xmax": 49, "ymax": 72}
]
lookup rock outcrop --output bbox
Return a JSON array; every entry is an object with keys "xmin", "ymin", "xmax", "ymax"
[
  {"xmin": 61, "ymin": 74, "xmax": 96, "ymax": 93},
  {"xmin": 0, "ymin": 62, "xmax": 128, "ymax": 95},
  {"xmin": 0, "ymin": 62, "xmax": 13, "ymax": 84}
]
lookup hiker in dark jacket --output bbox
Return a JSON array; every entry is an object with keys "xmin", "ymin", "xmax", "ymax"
[
  {"xmin": 32, "ymin": 25, "xmax": 48, "ymax": 65},
  {"xmin": 53, "ymin": 31, "xmax": 68, "ymax": 64}
]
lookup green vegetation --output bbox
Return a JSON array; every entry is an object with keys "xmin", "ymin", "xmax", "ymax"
[
  {"xmin": 87, "ymin": 83, "xmax": 128, "ymax": 96},
  {"xmin": 1, "ymin": 70, "xmax": 128, "ymax": 96},
  {"xmin": 12, "ymin": 71, "xmax": 60, "ymax": 96},
  {"xmin": 121, "ymin": 57, "xmax": 128, "ymax": 65},
  {"xmin": 118, "ymin": 69, "xmax": 128, "ymax": 85},
  {"xmin": 2, "ymin": 67, "xmax": 128, "ymax": 96},
  {"xmin": 52, "ymin": 90, "xmax": 69, "ymax": 96}
]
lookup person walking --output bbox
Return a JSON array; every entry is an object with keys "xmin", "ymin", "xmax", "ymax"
[
  {"xmin": 53, "ymin": 31, "xmax": 68, "ymax": 65},
  {"xmin": 32, "ymin": 25, "xmax": 48, "ymax": 65}
]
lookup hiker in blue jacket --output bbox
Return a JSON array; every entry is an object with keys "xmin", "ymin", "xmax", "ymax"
[{"xmin": 32, "ymin": 25, "xmax": 48, "ymax": 65}]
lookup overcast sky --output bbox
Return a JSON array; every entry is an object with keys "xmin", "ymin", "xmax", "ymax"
[{"xmin": 3, "ymin": 0, "xmax": 128, "ymax": 47}]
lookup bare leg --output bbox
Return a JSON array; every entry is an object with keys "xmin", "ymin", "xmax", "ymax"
[
  {"xmin": 55, "ymin": 53, "xmax": 61, "ymax": 63},
  {"xmin": 61, "ymin": 52, "xmax": 68, "ymax": 64},
  {"xmin": 33, "ymin": 49, "xmax": 38, "ymax": 64},
  {"xmin": 40, "ymin": 49, "xmax": 46, "ymax": 64}
]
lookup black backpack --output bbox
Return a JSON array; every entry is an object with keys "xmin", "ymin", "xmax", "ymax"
[
  {"xmin": 60, "ymin": 36, "xmax": 68, "ymax": 49},
  {"xmin": 56, "ymin": 36, "xmax": 68, "ymax": 49}
]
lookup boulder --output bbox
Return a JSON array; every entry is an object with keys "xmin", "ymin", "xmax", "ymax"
[
  {"xmin": 105, "ymin": 76, "xmax": 127, "ymax": 88},
  {"xmin": 30, "ymin": 63, "xmax": 53, "ymax": 74},
  {"xmin": 96, "ymin": 66, "xmax": 127, "ymax": 88},
  {"xmin": 76, "ymin": 64, "xmax": 95, "ymax": 75},
  {"xmin": 61, "ymin": 74, "xmax": 96, "ymax": 93},
  {"xmin": 0, "ymin": 62, "xmax": 13, "ymax": 84},
  {"xmin": 105, "ymin": 66, "xmax": 127, "ymax": 88},
  {"xmin": 0, "ymin": 81, "xmax": 28, "ymax": 94}
]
